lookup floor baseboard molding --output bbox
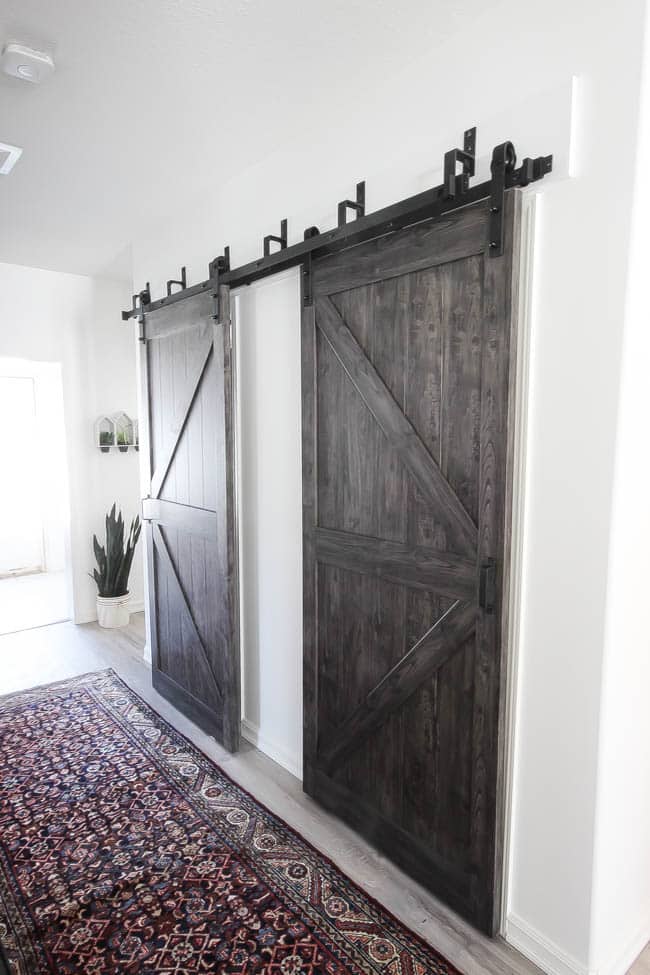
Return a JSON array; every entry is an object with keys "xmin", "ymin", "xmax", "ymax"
[
  {"xmin": 241, "ymin": 717, "xmax": 302, "ymax": 781},
  {"xmin": 506, "ymin": 914, "xmax": 590, "ymax": 975},
  {"xmin": 73, "ymin": 612, "xmax": 97, "ymax": 625},
  {"xmin": 507, "ymin": 911, "xmax": 650, "ymax": 975},
  {"xmin": 597, "ymin": 914, "xmax": 650, "ymax": 975}
]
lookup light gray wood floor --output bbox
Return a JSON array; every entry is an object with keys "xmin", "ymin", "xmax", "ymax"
[
  {"xmin": 0, "ymin": 616, "xmax": 646, "ymax": 975},
  {"xmin": 631, "ymin": 946, "xmax": 650, "ymax": 975}
]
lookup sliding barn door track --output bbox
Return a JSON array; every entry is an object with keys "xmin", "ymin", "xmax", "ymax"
[{"xmin": 122, "ymin": 127, "xmax": 552, "ymax": 326}]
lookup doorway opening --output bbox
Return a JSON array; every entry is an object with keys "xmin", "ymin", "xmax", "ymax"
[{"xmin": 0, "ymin": 358, "xmax": 72, "ymax": 634}]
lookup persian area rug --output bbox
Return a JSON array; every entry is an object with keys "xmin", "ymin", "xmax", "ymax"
[{"xmin": 0, "ymin": 671, "xmax": 460, "ymax": 975}]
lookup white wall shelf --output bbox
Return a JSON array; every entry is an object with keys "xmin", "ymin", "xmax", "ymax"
[{"xmin": 94, "ymin": 413, "xmax": 138, "ymax": 452}]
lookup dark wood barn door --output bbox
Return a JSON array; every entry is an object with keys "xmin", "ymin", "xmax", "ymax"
[
  {"xmin": 140, "ymin": 286, "xmax": 240, "ymax": 752},
  {"xmin": 302, "ymin": 192, "xmax": 521, "ymax": 933}
]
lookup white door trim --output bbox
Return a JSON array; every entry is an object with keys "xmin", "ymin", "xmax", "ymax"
[{"xmin": 500, "ymin": 190, "xmax": 539, "ymax": 934}]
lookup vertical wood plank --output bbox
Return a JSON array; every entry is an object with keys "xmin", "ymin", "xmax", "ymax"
[
  {"xmin": 217, "ymin": 284, "xmax": 241, "ymax": 752},
  {"xmin": 301, "ymin": 291, "xmax": 318, "ymax": 794},
  {"xmin": 471, "ymin": 189, "xmax": 522, "ymax": 932}
]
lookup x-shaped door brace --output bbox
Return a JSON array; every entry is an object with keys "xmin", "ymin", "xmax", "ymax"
[
  {"xmin": 314, "ymin": 296, "xmax": 480, "ymax": 771},
  {"xmin": 315, "ymin": 297, "xmax": 478, "ymax": 559},
  {"xmin": 320, "ymin": 599, "xmax": 477, "ymax": 772},
  {"xmin": 149, "ymin": 329, "xmax": 214, "ymax": 500}
]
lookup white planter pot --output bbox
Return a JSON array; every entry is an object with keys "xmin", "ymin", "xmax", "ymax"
[{"xmin": 96, "ymin": 593, "xmax": 131, "ymax": 629}]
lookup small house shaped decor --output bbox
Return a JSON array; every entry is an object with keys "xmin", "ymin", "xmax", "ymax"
[
  {"xmin": 94, "ymin": 415, "xmax": 116, "ymax": 452},
  {"xmin": 112, "ymin": 412, "xmax": 135, "ymax": 452}
]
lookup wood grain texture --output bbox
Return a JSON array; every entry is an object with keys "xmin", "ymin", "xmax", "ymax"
[
  {"xmin": 150, "ymin": 329, "xmax": 213, "ymax": 500},
  {"xmin": 141, "ymin": 289, "xmax": 240, "ymax": 753},
  {"xmin": 301, "ymin": 296, "xmax": 318, "ymax": 795},
  {"xmin": 302, "ymin": 192, "xmax": 522, "ymax": 934},
  {"xmin": 471, "ymin": 189, "xmax": 522, "ymax": 932},
  {"xmin": 315, "ymin": 527, "xmax": 476, "ymax": 600},
  {"xmin": 215, "ymin": 285, "xmax": 241, "ymax": 752},
  {"xmin": 151, "ymin": 522, "xmax": 223, "ymax": 702},
  {"xmin": 321, "ymin": 599, "xmax": 477, "ymax": 773},
  {"xmin": 313, "ymin": 201, "xmax": 489, "ymax": 295},
  {"xmin": 142, "ymin": 498, "xmax": 217, "ymax": 539},
  {"xmin": 315, "ymin": 295, "xmax": 477, "ymax": 557}
]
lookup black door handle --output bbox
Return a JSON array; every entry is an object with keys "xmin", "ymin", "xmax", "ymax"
[{"xmin": 479, "ymin": 559, "xmax": 497, "ymax": 613}]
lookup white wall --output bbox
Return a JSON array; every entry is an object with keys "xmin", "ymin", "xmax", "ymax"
[
  {"xmin": 234, "ymin": 271, "xmax": 303, "ymax": 779},
  {"xmin": 588, "ymin": 10, "xmax": 650, "ymax": 975},
  {"xmin": 129, "ymin": 1, "xmax": 650, "ymax": 972},
  {"xmin": 0, "ymin": 262, "xmax": 143, "ymax": 623}
]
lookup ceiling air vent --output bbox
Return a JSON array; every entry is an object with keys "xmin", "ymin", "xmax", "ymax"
[{"xmin": 0, "ymin": 142, "xmax": 23, "ymax": 175}]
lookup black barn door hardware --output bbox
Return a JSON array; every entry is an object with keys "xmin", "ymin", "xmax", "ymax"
[
  {"xmin": 444, "ymin": 127, "xmax": 476, "ymax": 198},
  {"xmin": 338, "ymin": 181, "xmax": 365, "ymax": 227},
  {"xmin": 208, "ymin": 248, "xmax": 231, "ymax": 321},
  {"xmin": 264, "ymin": 219, "xmax": 288, "ymax": 257},
  {"xmin": 302, "ymin": 253, "xmax": 313, "ymax": 307},
  {"xmin": 302, "ymin": 228, "xmax": 320, "ymax": 306},
  {"xmin": 124, "ymin": 283, "xmax": 151, "ymax": 338},
  {"xmin": 489, "ymin": 143, "xmax": 552, "ymax": 255},
  {"xmin": 123, "ymin": 126, "xmax": 553, "ymax": 321},
  {"xmin": 209, "ymin": 246, "xmax": 231, "ymax": 278},
  {"xmin": 479, "ymin": 558, "xmax": 497, "ymax": 613},
  {"xmin": 166, "ymin": 266, "xmax": 187, "ymax": 297}
]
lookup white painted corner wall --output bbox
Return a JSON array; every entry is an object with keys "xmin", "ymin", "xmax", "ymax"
[
  {"xmin": 0, "ymin": 262, "xmax": 143, "ymax": 624},
  {"xmin": 587, "ymin": 8, "xmax": 650, "ymax": 975}
]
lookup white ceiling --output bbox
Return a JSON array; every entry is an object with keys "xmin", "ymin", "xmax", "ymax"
[{"xmin": 0, "ymin": 0, "xmax": 467, "ymax": 279}]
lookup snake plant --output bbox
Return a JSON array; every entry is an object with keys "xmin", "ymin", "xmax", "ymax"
[{"xmin": 92, "ymin": 504, "xmax": 141, "ymax": 597}]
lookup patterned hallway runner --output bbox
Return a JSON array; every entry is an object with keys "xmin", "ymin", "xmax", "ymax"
[{"xmin": 0, "ymin": 670, "xmax": 460, "ymax": 974}]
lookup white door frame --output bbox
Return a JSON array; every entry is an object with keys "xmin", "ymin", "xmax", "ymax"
[{"xmin": 499, "ymin": 191, "xmax": 539, "ymax": 933}]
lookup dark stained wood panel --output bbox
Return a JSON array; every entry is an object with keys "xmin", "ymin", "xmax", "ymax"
[
  {"xmin": 316, "ymin": 295, "xmax": 477, "ymax": 556},
  {"xmin": 312, "ymin": 201, "xmax": 489, "ymax": 294},
  {"xmin": 314, "ymin": 527, "xmax": 476, "ymax": 600},
  {"xmin": 302, "ymin": 191, "xmax": 521, "ymax": 934},
  {"xmin": 140, "ymin": 287, "xmax": 240, "ymax": 752}
]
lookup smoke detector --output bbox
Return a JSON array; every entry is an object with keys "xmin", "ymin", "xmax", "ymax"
[
  {"xmin": 0, "ymin": 142, "xmax": 22, "ymax": 175},
  {"xmin": 1, "ymin": 43, "xmax": 55, "ymax": 84}
]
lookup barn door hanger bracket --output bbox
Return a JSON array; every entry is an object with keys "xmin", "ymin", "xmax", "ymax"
[
  {"xmin": 444, "ymin": 127, "xmax": 476, "ymax": 199},
  {"xmin": 166, "ymin": 266, "xmax": 187, "ymax": 297},
  {"xmin": 264, "ymin": 219, "xmax": 288, "ymax": 257},
  {"xmin": 209, "ymin": 247, "xmax": 231, "ymax": 322},
  {"xmin": 338, "ymin": 181, "xmax": 365, "ymax": 227},
  {"xmin": 302, "ymin": 253, "xmax": 314, "ymax": 307},
  {"xmin": 123, "ymin": 282, "xmax": 151, "ymax": 337},
  {"xmin": 301, "ymin": 226, "xmax": 320, "ymax": 307},
  {"xmin": 489, "ymin": 143, "xmax": 552, "ymax": 255}
]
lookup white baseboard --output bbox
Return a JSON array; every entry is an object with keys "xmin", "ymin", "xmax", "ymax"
[
  {"xmin": 507, "ymin": 912, "xmax": 650, "ymax": 975},
  {"xmin": 597, "ymin": 914, "xmax": 650, "ymax": 975},
  {"xmin": 142, "ymin": 641, "xmax": 152, "ymax": 664},
  {"xmin": 129, "ymin": 598, "xmax": 144, "ymax": 613},
  {"xmin": 240, "ymin": 717, "xmax": 302, "ymax": 780},
  {"xmin": 73, "ymin": 611, "xmax": 97, "ymax": 625},
  {"xmin": 506, "ymin": 915, "xmax": 590, "ymax": 975}
]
